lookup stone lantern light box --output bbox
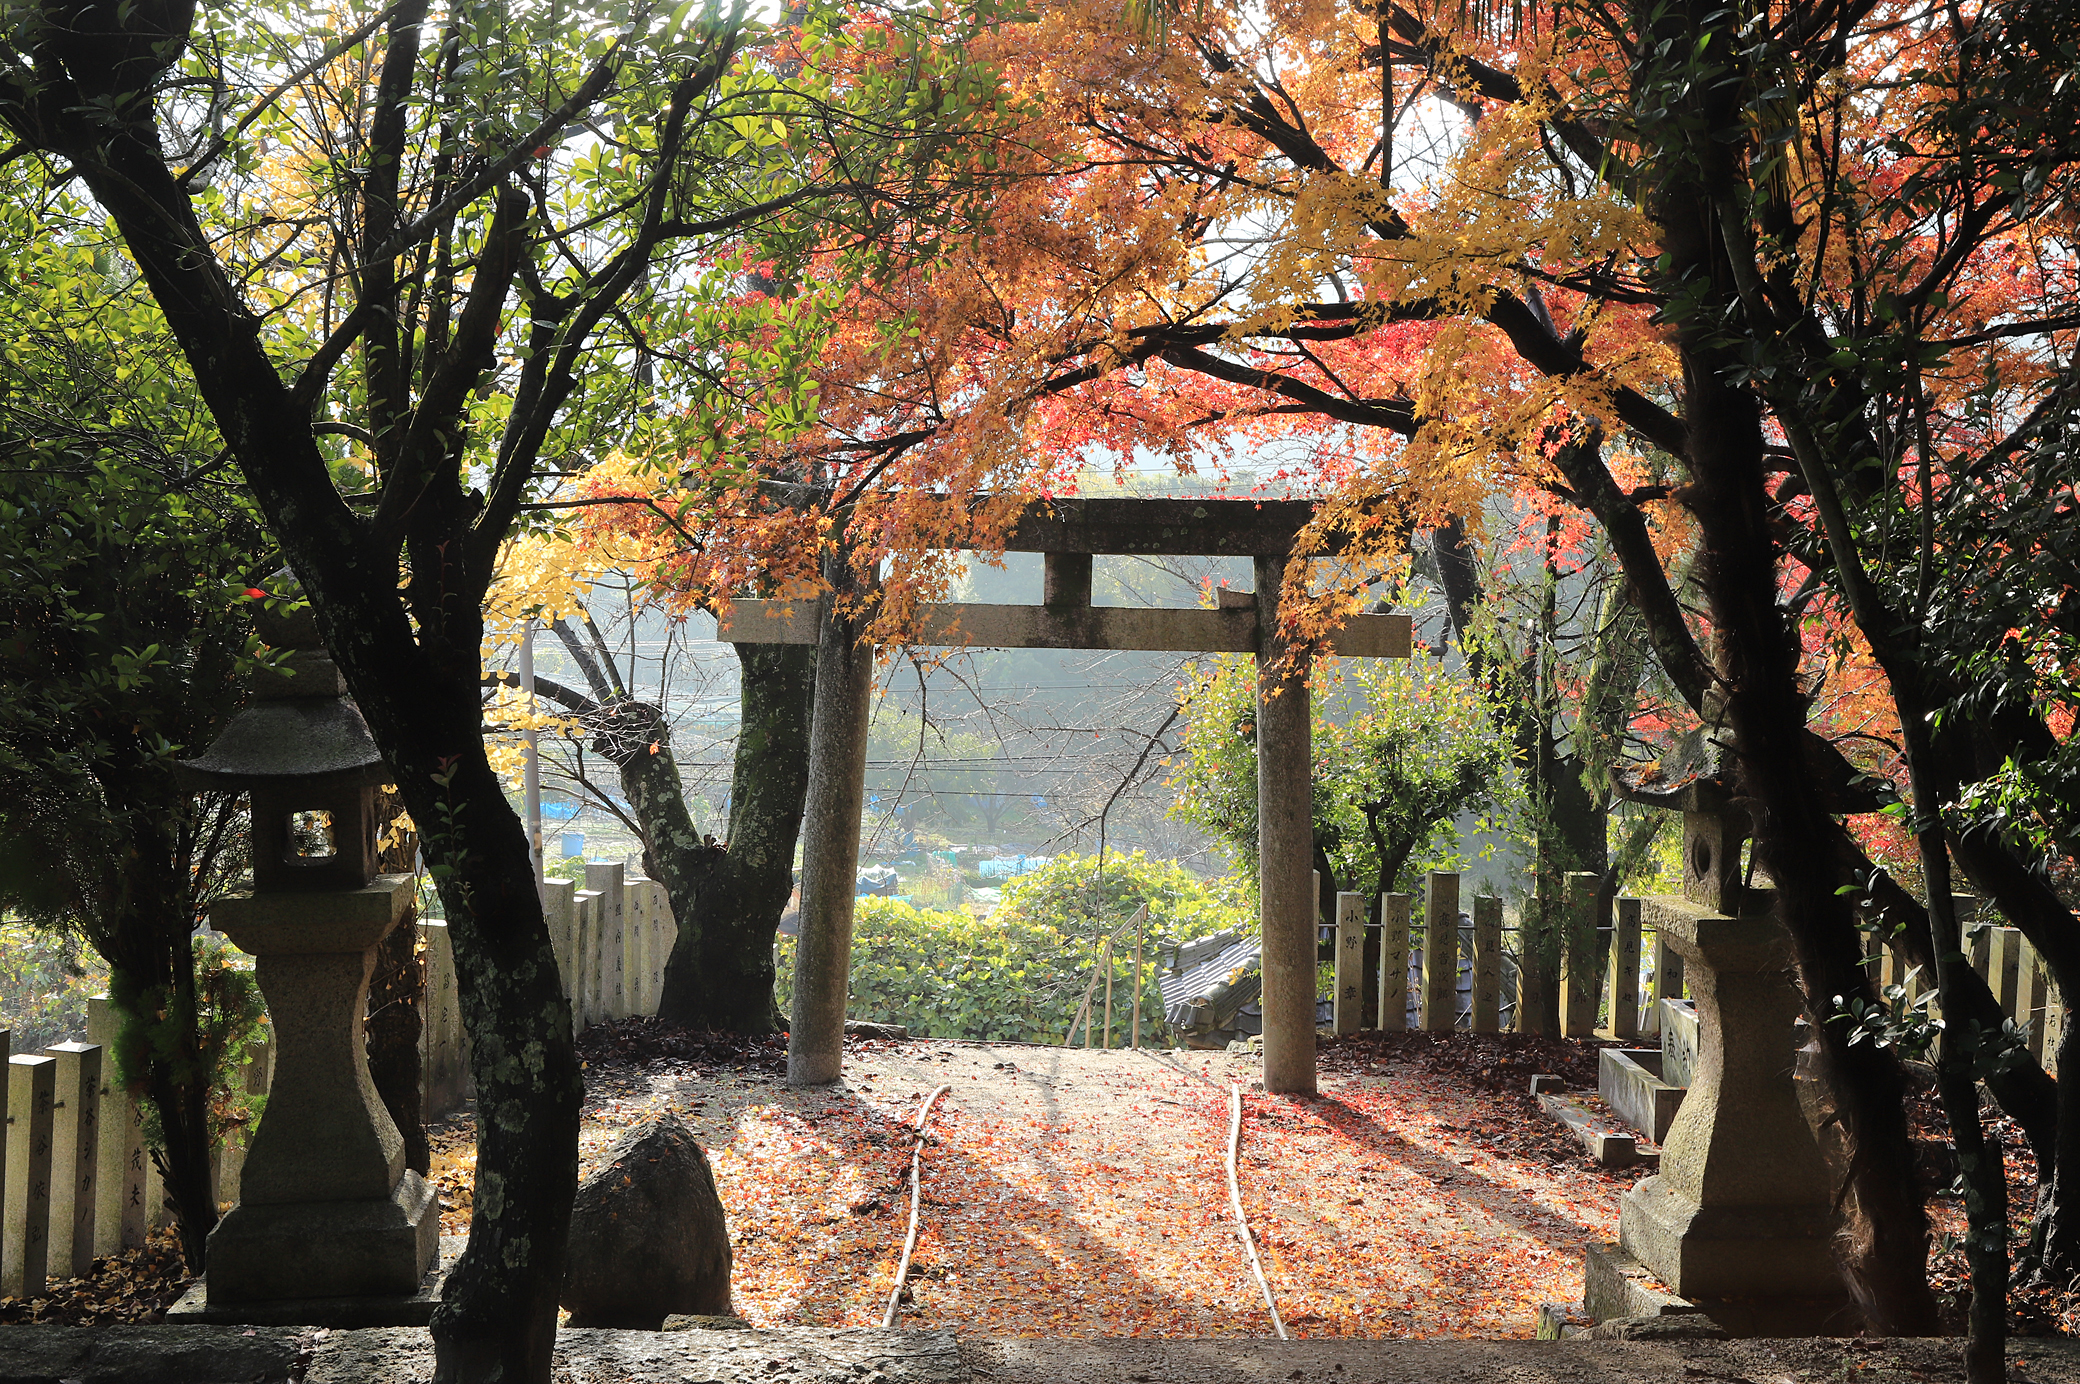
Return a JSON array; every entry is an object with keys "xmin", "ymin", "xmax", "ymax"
[
  {"xmin": 184, "ymin": 595, "xmax": 385, "ymax": 892},
  {"xmin": 175, "ymin": 576, "xmax": 440, "ymax": 1315}
]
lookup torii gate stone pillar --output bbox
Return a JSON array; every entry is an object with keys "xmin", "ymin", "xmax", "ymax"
[
  {"xmin": 1254, "ymin": 554, "xmax": 1315, "ymax": 1095},
  {"xmin": 734, "ymin": 499, "xmax": 1410, "ymax": 1090}
]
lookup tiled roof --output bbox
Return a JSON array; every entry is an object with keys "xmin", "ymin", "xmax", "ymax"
[{"xmin": 1156, "ymin": 929, "xmax": 1262, "ymax": 1029}]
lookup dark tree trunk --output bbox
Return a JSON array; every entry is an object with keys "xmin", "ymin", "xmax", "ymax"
[
  {"xmin": 657, "ymin": 642, "xmax": 817, "ymax": 1033},
  {"xmin": 2047, "ymin": 1018, "xmax": 2080, "ymax": 1278},
  {"xmin": 368, "ymin": 696, "xmax": 580, "ymax": 1384},
  {"xmin": 1852, "ymin": 840, "xmax": 2058, "ymax": 1173},
  {"xmin": 102, "ymin": 807, "xmax": 221, "ymax": 1273},
  {"xmin": 34, "ymin": 129, "xmax": 582, "ymax": 1379}
]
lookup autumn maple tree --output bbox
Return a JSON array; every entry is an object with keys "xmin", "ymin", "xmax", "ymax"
[{"xmin": 724, "ymin": 0, "xmax": 2080, "ymax": 1362}]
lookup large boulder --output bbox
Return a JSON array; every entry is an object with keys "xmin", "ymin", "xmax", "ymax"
[{"xmin": 562, "ymin": 1112, "xmax": 732, "ymax": 1329}]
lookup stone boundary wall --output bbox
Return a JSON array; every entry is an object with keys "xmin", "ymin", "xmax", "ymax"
[{"xmin": 1339, "ymin": 874, "xmax": 1682, "ymax": 1038}]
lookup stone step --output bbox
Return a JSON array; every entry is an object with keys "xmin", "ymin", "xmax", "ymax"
[
  {"xmin": 1534, "ymin": 1089, "xmax": 1658, "ymax": 1169},
  {"xmin": 0, "ymin": 1325, "xmax": 2072, "ymax": 1384}
]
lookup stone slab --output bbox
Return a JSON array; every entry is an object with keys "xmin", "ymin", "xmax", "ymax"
[
  {"xmin": 1535, "ymin": 1091, "xmax": 1653, "ymax": 1168},
  {"xmin": 0, "ymin": 1324, "xmax": 302, "ymax": 1382},
  {"xmin": 1583, "ymin": 1241, "xmax": 1707, "ymax": 1323},
  {"xmin": 303, "ymin": 1326, "xmax": 966, "ymax": 1384},
  {"xmin": 1598, "ymin": 1048, "xmax": 1684, "ymax": 1144},
  {"xmin": 1584, "ymin": 1241, "xmax": 1856, "ymax": 1338},
  {"xmin": 963, "ymin": 1336, "xmax": 2080, "ymax": 1384},
  {"xmin": 1, "ymin": 1326, "xmax": 2079, "ymax": 1384},
  {"xmin": 168, "ymin": 1234, "xmax": 462, "ymax": 1328}
]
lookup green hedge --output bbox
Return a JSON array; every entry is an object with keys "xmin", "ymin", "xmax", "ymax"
[{"xmin": 777, "ymin": 853, "xmax": 1250, "ymax": 1043}]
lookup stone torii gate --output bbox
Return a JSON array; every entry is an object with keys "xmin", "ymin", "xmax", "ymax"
[{"xmin": 718, "ymin": 497, "xmax": 1411, "ymax": 1095}]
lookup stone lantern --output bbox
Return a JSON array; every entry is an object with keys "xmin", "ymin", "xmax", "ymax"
[
  {"xmin": 176, "ymin": 575, "xmax": 439, "ymax": 1315},
  {"xmin": 1583, "ymin": 778, "xmax": 1847, "ymax": 1335}
]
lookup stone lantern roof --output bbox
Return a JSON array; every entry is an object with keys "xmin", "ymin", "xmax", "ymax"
[{"xmin": 178, "ymin": 570, "xmax": 390, "ymax": 793}]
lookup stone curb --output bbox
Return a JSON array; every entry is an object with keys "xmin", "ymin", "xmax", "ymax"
[{"xmin": 1, "ymin": 1325, "xmax": 2077, "ymax": 1384}]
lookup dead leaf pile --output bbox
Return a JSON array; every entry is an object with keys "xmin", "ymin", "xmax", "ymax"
[{"xmin": 0, "ymin": 1228, "xmax": 192, "ymax": 1325}]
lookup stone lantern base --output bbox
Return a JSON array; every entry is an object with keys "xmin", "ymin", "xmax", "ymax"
[
  {"xmin": 204, "ymin": 1169, "xmax": 441, "ymax": 1303},
  {"xmin": 1581, "ymin": 895, "xmax": 1855, "ymax": 1337},
  {"xmin": 168, "ymin": 1235, "xmax": 460, "ymax": 1329}
]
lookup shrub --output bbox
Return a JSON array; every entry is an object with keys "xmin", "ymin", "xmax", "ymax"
[
  {"xmin": 0, "ymin": 916, "xmax": 106, "ymax": 1052},
  {"xmin": 777, "ymin": 853, "xmax": 1250, "ymax": 1043}
]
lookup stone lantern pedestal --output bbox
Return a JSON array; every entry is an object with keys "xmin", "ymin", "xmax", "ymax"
[{"xmin": 200, "ymin": 876, "xmax": 439, "ymax": 1306}]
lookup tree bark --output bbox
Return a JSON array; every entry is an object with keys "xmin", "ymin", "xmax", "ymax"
[
  {"xmin": 788, "ymin": 556, "xmax": 876, "ymax": 1085},
  {"xmin": 657, "ymin": 641, "xmax": 816, "ymax": 1032},
  {"xmin": 1642, "ymin": 2, "xmax": 1938, "ymax": 1324},
  {"xmin": 504, "ymin": 621, "xmax": 815, "ymax": 1034},
  {"xmin": 99, "ymin": 782, "xmax": 223, "ymax": 1273},
  {"xmin": 20, "ymin": 126, "xmax": 581, "ymax": 1383}
]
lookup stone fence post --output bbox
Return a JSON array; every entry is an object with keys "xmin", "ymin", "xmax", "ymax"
[
  {"xmin": 586, "ymin": 862, "xmax": 628, "ymax": 1021},
  {"xmin": 4, "ymin": 1051, "xmax": 54, "ymax": 1297},
  {"xmin": 43, "ymin": 1042, "xmax": 99, "ymax": 1280},
  {"xmin": 1377, "ymin": 894, "xmax": 1410, "ymax": 1033},
  {"xmin": 1470, "ymin": 896, "xmax": 1502, "ymax": 1032},
  {"xmin": 1333, "ymin": 892, "xmax": 1366, "ymax": 1035},
  {"xmin": 1604, "ymin": 897, "xmax": 1642, "ymax": 1039},
  {"xmin": 1421, "ymin": 873, "xmax": 1459, "ymax": 1032}
]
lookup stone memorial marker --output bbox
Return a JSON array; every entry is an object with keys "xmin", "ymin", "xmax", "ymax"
[{"xmin": 1377, "ymin": 894, "xmax": 1410, "ymax": 1033}]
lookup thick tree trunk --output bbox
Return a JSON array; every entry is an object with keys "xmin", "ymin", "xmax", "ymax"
[
  {"xmin": 509, "ymin": 628, "xmax": 814, "ymax": 1035},
  {"xmin": 657, "ymin": 642, "xmax": 816, "ymax": 1032},
  {"xmin": 29, "ymin": 52, "xmax": 587, "ymax": 1384},
  {"xmin": 788, "ymin": 561, "xmax": 876, "ymax": 1085},
  {"xmin": 1632, "ymin": 2, "xmax": 1935, "ymax": 1324},
  {"xmin": 102, "ymin": 816, "xmax": 222, "ymax": 1273},
  {"xmin": 1852, "ymin": 841, "xmax": 2058, "ymax": 1172},
  {"xmin": 2045, "ymin": 1018, "xmax": 2080, "ymax": 1279},
  {"xmin": 386, "ymin": 751, "xmax": 580, "ymax": 1384}
]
